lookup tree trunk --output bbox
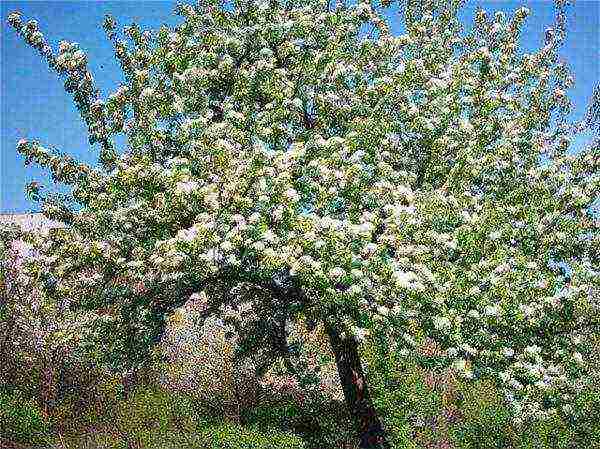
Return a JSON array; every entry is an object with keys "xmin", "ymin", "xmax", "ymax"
[
  {"xmin": 39, "ymin": 352, "xmax": 57, "ymax": 419},
  {"xmin": 325, "ymin": 325, "xmax": 390, "ymax": 449}
]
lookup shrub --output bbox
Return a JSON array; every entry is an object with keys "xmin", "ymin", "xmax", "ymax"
[
  {"xmin": 0, "ymin": 391, "xmax": 50, "ymax": 445},
  {"xmin": 243, "ymin": 393, "xmax": 355, "ymax": 449},
  {"xmin": 363, "ymin": 331, "xmax": 600, "ymax": 449},
  {"xmin": 450, "ymin": 378, "xmax": 516, "ymax": 449},
  {"xmin": 158, "ymin": 309, "xmax": 260, "ymax": 420},
  {"xmin": 113, "ymin": 385, "xmax": 200, "ymax": 437},
  {"xmin": 192, "ymin": 422, "xmax": 307, "ymax": 449},
  {"xmin": 51, "ymin": 420, "xmax": 306, "ymax": 449},
  {"xmin": 361, "ymin": 334, "xmax": 451, "ymax": 449}
]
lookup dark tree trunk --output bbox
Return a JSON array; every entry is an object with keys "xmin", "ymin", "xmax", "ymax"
[
  {"xmin": 325, "ymin": 325, "xmax": 390, "ymax": 449},
  {"xmin": 38, "ymin": 352, "xmax": 57, "ymax": 419}
]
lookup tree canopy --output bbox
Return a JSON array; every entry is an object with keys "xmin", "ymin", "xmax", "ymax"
[{"xmin": 6, "ymin": 0, "xmax": 599, "ymax": 446}]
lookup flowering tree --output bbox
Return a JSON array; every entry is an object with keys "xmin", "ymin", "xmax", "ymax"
[
  {"xmin": 6, "ymin": 0, "xmax": 599, "ymax": 447},
  {"xmin": 0, "ymin": 222, "xmax": 93, "ymax": 418}
]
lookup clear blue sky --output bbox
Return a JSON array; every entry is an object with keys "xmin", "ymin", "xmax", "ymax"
[{"xmin": 1, "ymin": 0, "xmax": 598, "ymax": 213}]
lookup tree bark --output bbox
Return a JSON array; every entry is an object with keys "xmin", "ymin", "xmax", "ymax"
[
  {"xmin": 38, "ymin": 352, "xmax": 57, "ymax": 419},
  {"xmin": 325, "ymin": 325, "xmax": 390, "ymax": 449}
]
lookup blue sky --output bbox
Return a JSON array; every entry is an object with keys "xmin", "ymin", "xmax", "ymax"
[{"xmin": 1, "ymin": 0, "xmax": 598, "ymax": 213}]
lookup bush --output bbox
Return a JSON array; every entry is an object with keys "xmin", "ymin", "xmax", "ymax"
[
  {"xmin": 158, "ymin": 311, "xmax": 260, "ymax": 420},
  {"xmin": 193, "ymin": 422, "xmax": 307, "ymax": 449},
  {"xmin": 113, "ymin": 385, "xmax": 200, "ymax": 437},
  {"xmin": 361, "ymin": 335, "xmax": 450, "ymax": 449},
  {"xmin": 450, "ymin": 378, "xmax": 516, "ymax": 449},
  {"xmin": 52, "ymin": 420, "xmax": 306, "ymax": 449},
  {"xmin": 362, "ymin": 332, "xmax": 598, "ymax": 449},
  {"xmin": 243, "ymin": 394, "xmax": 355, "ymax": 449},
  {"xmin": 0, "ymin": 391, "xmax": 51, "ymax": 445}
]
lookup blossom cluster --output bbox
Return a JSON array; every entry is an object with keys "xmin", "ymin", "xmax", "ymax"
[{"xmin": 7, "ymin": 0, "xmax": 599, "ymax": 424}]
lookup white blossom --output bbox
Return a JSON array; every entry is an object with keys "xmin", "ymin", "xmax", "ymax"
[
  {"xmin": 433, "ymin": 316, "xmax": 452, "ymax": 331},
  {"xmin": 175, "ymin": 180, "xmax": 199, "ymax": 194},
  {"xmin": 328, "ymin": 267, "xmax": 346, "ymax": 280}
]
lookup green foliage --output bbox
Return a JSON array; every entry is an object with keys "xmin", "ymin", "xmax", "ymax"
[
  {"xmin": 193, "ymin": 422, "xmax": 307, "ymax": 449},
  {"xmin": 243, "ymin": 396, "xmax": 355, "ymax": 449},
  {"xmin": 55, "ymin": 418, "xmax": 306, "ymax": 449},
  {"xmin": 362, "ymin": 334, "xmax": 595, "ymax": 449},
  {"xmin": 51, "ymin": 384, "xmax": 305, "ymax": 449},
  {"xmin": 0, "ymin": 391, "xmax": 51, "ymax": 445},
  {"xmin": 565, "ymin": 381, "xmax": 600, "ymax": 449},
  {"xmin": 113, "ymin": 385, "xmax": 200, "ymax": 436},
  {"xmin": 450, "ymin": 379, "xmax": 516, "ymax": 449},
  {"xmin": 362, "ymin": 349, "xmax": 445, "ymax": 449}
]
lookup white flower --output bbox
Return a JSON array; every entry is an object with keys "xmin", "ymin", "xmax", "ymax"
[
  {"xmin": 291, "ymin": 98, "xmax": 303, "ymax": 109},
  {"xmin": 175, "ymin": 180, "xmax": 199, "ymax": 194},
  {"xmin": 525, "ymin": 345, "xmax": 541, "ymax": 357},
  {"xmin": 573, "ymin": 352, "xmax": 584, "ymax": 365},
  {"xmin": 354, "ymin": 327, "xmax": 370, "ymax": 342},
  {"xmin": 226, "ymin": 110, "xmax": 245, "ymax": 122},
  {"xmin": 453, "ymin": 359, "xmax": 468, "ymax": 371},
  {"xmin": 396, "ymin": 347, "xmax": 409, "ymax": 357},
  {"xmin": 140, "ymin": 87, "xmax": 155, "ymax": 101},
  {"xmin": 284, "ymin": 188, "xmax": 300, "ymax": 202},
  {"xmin": 484, "ymin": 305, "xmax": 500, "ymax": 317},
  {"xmin": 502, "ymin": 347, "xmax": 515, "ymax": 358},
  {"xmin": 252, "ymin": 241, "xmax": 265, "ymax": 252},
  {"xmin": 489, "ymin": 230, "xmax": 502, "ymax": 241},
  {"xmin": 204, "ymin": 248, "xmax": 223, "ymax": 263},
  {"xmin": 249, "ymin": 212, "xmax": 261, "ymax": 224},
  {"xmin": 509, "ymin": 379, "xmax": 523, "ymax": 390},
  {"xmin": 467, "ymin": 310, "xmax": 480, "ymax": 319},
  {"xmin": 177, "ymin": 226, "xmax": 198, "ymax": 242},
  {"xmin": 350, "ymin": 150, "xmax": 366, "ymax": 162},
  {"xmin": 259, "ymin": 47, "xmax": 273, "ymax": 59},
  {"xmin": 314, "ymin": 240, "xmax": 326, "ymax": 249},
  {"xmin": 459, "ymin": 118, "xmax": 474, "ymax": 133},
  {"xmin": 231, "ymin": 214, "xmax": 245, "ymax": 225},
  {"xmin": 264, "ymin": 248, "xmax": 277, "ymax": 259},
  {"xmin": 190, "ymin": 291, "xmax": 208, "ymax": 306},
  {"xmin": 299, "ymin": 255, "xmax": 314, "ymax": 266},
  {"xmin": 304, "ymin": 231, "xmax": 317, "ymax": 242},
  {"xmin": 220, "ymin": 240, "xmax": 234, "ymax": 252},
  {"xmin": 447, "ymin": 347, "xmax": 458, "ymax": 358},
  {"xmin": 262, "ymin": 230, "xmax": 277, "ymax": 244},
  {"xmin": 355, "ymin": 2, "xmax": 372, "ymax": 16},
  {"xmin": 519, "ymin": 304, "xmax": 535, "ymax": 317},
  {"xmin": 351, "ymin": 268, "xmax": 363, "ymax": 278},
  {"xmin": 433, "ymin": 316, "xmax": 452, "ymax": 331},
  {"xmin": 329, "ymin": 267, "xmax": 346, "ymax": 280},
  {"xmin": 272, "ymin": 206, "xmax": 284, "ymax": 221},
  {"xmin": 348, "ymin": 284, "xmax": 362, "ymax": 295},
  {"xmin": 392, "ymin": 270, "xmax": 417, "ymax": 289},
  {"xmin": 460, "ymin": 343, "xmax": 477, "ymax": 356},
  {"xmin": 469, "ymin": 286, "xmax": 481, "ymax": 295},
  {"xmin": 356, "ymin": 221, "xmax": 374, "ymax": 236},
  {"xmin": 494, "ymin": 263, "xmax": 510, "ymax": 274},
  {"xmin": 361, "ymin": 243, "xmax": 378, "ymax": 256},
  {"xmin": 377, "ymin": 306, "xmax": 389, "ymax": 316}
]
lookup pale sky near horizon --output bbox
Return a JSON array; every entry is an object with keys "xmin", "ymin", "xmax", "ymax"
[{"xmin": 1, "ymin": 0, "xmax": 599, "ymax": 213}]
